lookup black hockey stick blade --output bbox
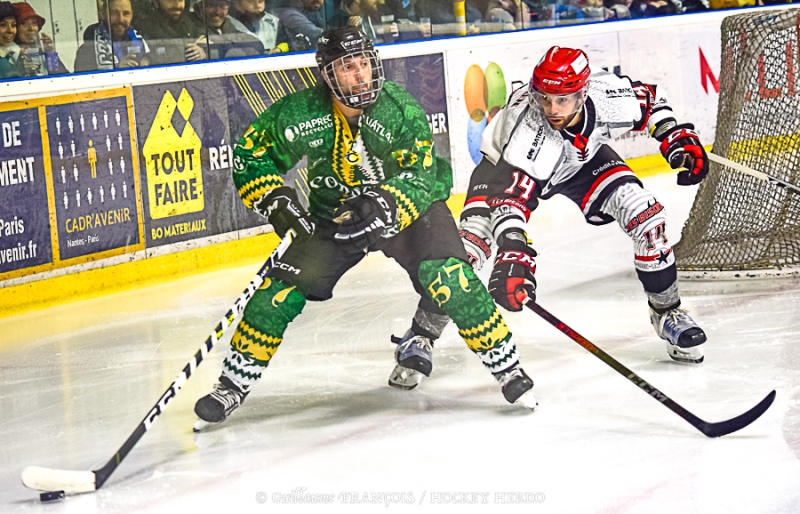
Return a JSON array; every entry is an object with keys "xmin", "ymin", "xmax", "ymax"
[
  {"xmin": 524, "ymin": 299, "xmax": 775, "ymax": 437},
  {"xmin": 687, "ymin": 390, "xmax": 775, "ymax": 438},
  {"xmin": 21, "ymin": 230, "xmax": 296, "ymax": 495}
]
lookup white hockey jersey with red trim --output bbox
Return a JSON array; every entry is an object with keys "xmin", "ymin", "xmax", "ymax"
[{"xmin": 479, "ymin": 69, "xmax": 673, "ymax": 193}]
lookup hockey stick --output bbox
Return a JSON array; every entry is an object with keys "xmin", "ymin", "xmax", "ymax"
[
  {"xmin": 21, "ymin": 230, "xmax": 296, "ymax": 496},
  {"xmin": 524, "ymin": 299, "xmax": 775, "ymax": 437},
  {"xmin": 708, "ymin": 152, "xmax": 800, "ymax": 195}
]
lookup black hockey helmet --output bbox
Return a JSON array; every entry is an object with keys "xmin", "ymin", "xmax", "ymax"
[{"xmin": 316, "ymin": 26, "xmax": 385, "ymax": 109}]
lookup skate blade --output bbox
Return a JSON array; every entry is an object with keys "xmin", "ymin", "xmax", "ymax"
[
  {"xmin": 388, "ymin": 365, "xmax": 423, "ymax": 390},
  {"xmin": 193, "ymin": 418, "xmax": 216, "ymax": 432},
  {"xmin": 515, "ymin": 390, "xmax": 539, "ymax": 412},
  {"xmin": 666, "ymin": 341, "xmax": 704, "ymax": 364}
]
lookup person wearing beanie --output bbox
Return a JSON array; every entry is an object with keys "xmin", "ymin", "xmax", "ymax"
[
  {"xmin": 13, "ymin": 2, "xmax": 68, "ymax": 76},
  {"xmin": 0, "ymin": 1, "xmax": 23, "ymax": 79}
]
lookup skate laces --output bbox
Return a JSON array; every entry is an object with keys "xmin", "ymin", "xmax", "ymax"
[
  {"xmin": 661, "ymin": 307, "xmax": 692, "ymax": 331},
  {"xmin": 399, "ymin": 334, "xmax": 432, "ymax": 354},
  {"xmin": 209, "ymin": 383, "xmax": 244, "ymax": 412},
  {"xmin": 495, "ymin": 366, "xmax": 524, "ymax": 387}
]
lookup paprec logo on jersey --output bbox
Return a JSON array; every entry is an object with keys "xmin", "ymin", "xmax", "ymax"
[
  {"xmin": 285, "ymin": 115, "xmax": 333, "ymax": 142},
  {"xmin": 285, "ymin": 126, "xmax": 301, "ymax": 142}
]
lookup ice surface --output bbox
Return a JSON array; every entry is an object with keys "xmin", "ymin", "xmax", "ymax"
[{"xmin": 1, "ymin": 174, "xmax": 799, "ymax": 513}]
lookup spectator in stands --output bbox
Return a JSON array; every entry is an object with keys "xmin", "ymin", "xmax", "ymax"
[
  {"xmin": 130, "ymin": 0, "xmax": 188, "ymax": 28},
  {"xmin": 136, "ymin": 0, "xmax": 208, "ymax": 64},
  {"xmin": 604, "ymin": 0, "xmax": 632, "ymax": 18},
  {"xmin": 13, "ymin": 2, "xmax": 68, "ymax": 76},
  {"xmin": 485, "ymin": 0, "xmax": 529, "ymax": 30},
  {"xmin": 227, "ymin": 0, "xmax": 287, "ymax": 52},
  {"xmin": 0, "ymin": 1, "xmax": 23, "ymax": 79},
  {"xmin": 630, "ymin": 0, "xmax": 680, "ymax": 16},
  {"xmin": 75, "ymin": 0, "xmax": 150, "ymax": 71},
  {"xmin": 551, "ymin": 1, "xmax": 586, "ymax": 21},
  {"xmin": 327, "ymin": 0, "xmax": 379, "ymax": 41},
  {"xmin": 681, "ymin": 0, "xmax": 708, "ymax": 12},
  {"xmin": 270, "ymin": 0, "xmax": 325, "ymax": 50},
  {"xmin": 190, "ymin": 0, "xmax": 274, "ymax": 57},
  {"xmin": 381, "ymin": 0, "xmax": 482, "ymax": 37},
  {"xmin": 579, "ymin": 0, "xmax": 615, "ymax": 19}
]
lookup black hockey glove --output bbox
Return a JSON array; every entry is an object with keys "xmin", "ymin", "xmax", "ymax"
[
  {"xmin": 658, "ymin": 123, "xmax": 709, "ymax": 186},
  {"xmin": 253, "ymin": 186, "xmax": 315, "ymax": 239},
  {"xmin": 488, "ymin": 230, "xmax": 537, "ymax": 312},
  {"xmin": 333, "ymin": 189, "xmax": 397, "ymax": 251}
]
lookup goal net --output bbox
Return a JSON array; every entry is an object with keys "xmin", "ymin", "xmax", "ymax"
[{"xmin": 675, "ymin": 8, "xmax": 800, "ymax": 276}]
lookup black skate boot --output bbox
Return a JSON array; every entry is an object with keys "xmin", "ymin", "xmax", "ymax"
[
  {"xmin": 493, "ymin": 365, "xmax": 538, "ymax": 411},
  {"xmin": 650, "ymin": 305, "xmax": 706, "ymax": 364},
  {"xmin": 193, "ymin": 375, "xmax": 249, "ymax": 431},
  {"xmin": 388, "ymin": 330, "xmax": 433, "ymax": 390}
]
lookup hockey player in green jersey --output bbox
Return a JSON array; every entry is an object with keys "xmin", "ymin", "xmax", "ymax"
[{"xmin": 194, "ymin": 26, "xmax": 536, "ymax": 430}]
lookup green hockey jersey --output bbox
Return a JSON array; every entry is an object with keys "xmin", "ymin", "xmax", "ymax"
[{"xmin": 232, "ymin": 81, "xmax": 452, "ymax": 235}]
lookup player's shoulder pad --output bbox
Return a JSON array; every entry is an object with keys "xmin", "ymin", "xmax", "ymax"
[
  {"xmin": 263, "ymin": 85, "xmax": 326, "ymax": 117},
  {"xmin": 588, "ymin": 68, "xmax": 636, "ymax": 101},
  {"xmin": 498, "ymin": 86, "xmax": 530, "ymax": 125},
  {"xmin": 379, "ymin": 81, "xmax": 427, "ymax": 121},
  {"xmin": 256, "ymin": 85, "xmax": 330, "ymax": 138}
]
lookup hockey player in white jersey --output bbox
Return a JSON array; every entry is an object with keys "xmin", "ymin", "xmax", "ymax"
[{"xmin": 459, "ymin": 46, "xmax": 709, "ymax": 364}]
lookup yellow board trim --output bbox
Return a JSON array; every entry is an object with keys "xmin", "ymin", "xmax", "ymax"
[
  {"xmin": 39, "ymin": 105, "xmax": 61, "ymax": 265},
  {"xmin": 0, "ymin": 232, "xmax": 281, "ymax": 319}
]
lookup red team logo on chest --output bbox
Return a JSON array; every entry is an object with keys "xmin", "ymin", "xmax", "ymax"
[{"xmin": 573, "ymin": 134, "xmax": 589, "ymax": 161}]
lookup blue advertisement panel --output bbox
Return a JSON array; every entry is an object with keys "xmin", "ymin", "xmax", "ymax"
[
  {"xmin": 133, "ymin": 77, "xmax": 246, "ymax": 248},
  {"xmin": 0, "ymin": 108, "xmax": 53, "ymax": 274},
  {"xmin": 47, "ymin": 96, "xmax": 141, "ymax": 261},
  {"xmin": 383, "ymin": 53, "xmax": 451, "ymax": 162}
]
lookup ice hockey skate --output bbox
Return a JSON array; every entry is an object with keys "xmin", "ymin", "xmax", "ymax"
[
  {"xmin": 388, "ymin": 330, "xmax": 433, "ymax": 390},
  {"xmin": 650, "ymin": 306, "xmax": 706, "ymax": 364},
  {"xmin": 494, "ymin": 365, "xmax": 538, "ymax": 411},
  {"xmin": 193, "ymin": 376, "xmax": 249, "ymax": 432}
]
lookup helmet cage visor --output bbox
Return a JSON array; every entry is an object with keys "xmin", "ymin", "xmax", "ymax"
[
  {"xmin": 528, "ymin": 87, "xmax": 586, "ymax": 117},
  {"xmin": 323, "ymin": 50, "xmax": 385, "ymax": 109}
]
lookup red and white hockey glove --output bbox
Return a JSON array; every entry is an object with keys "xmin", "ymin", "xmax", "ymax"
[
  {"xmin": 659, "ymin": 123, "xmax": 709, "ymax": 186},
  {"xmin": 488, "ymin": 231, "xmax": 537, "ymax": 312}
]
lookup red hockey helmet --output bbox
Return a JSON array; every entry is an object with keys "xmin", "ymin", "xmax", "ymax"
[{"xmin": 529, "ymin": 46, "xmax": 590, "ymax": 96}]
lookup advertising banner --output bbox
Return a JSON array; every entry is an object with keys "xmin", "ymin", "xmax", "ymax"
[
  {"xmin": 133, "ymin": 78, "xmax": 243, "ymax": 247},
  {"xmin": 0, "ymin": 88, "xmax": 143, "ymax": 281},
  {"xmin": 618, "ymin": 21, "xmax": 721, "ymax": 149},
  {"xmin": 384, "ymin": 53, "xmax": 451, "ymax": 164},
  {"xmin": 46, "ymin": 94, "xmax": 142, "ymax": 261},
  {"xmin": 0, "ymin": 107, "xmax": 53, "ymax": 276}
]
